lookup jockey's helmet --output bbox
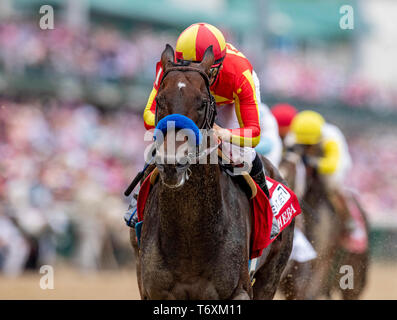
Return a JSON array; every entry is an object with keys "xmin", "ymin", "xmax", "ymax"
[
  {"xmin": 175, "ymin": 23, "xmax": 226, "ymax": 68},
  {"xmin": 271, "ymin": 103, "xmax": 298, "ymax": 129},
  {"xmin": 291, "ymin": 110, "xmax": 325, "ymax": 145}
]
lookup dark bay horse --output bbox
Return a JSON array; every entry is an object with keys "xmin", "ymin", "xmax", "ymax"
[
  {"xmin": 130, "ymin": 44, "xmax": 294, "ymax": 300},
  {"xmin": 278, "ymin": 149, "xmax": 369, "ymax": 299}
]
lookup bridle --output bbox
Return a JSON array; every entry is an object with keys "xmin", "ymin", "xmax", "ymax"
[
  {"xmin": 153, "ymin": 65, "xmax": 219, "ymax": 168},
  {"xmin": 154, "ymin": 66, "xmax": 217, "ymax": 130},
  {"xmin": 124, "ymin": 65, "xmax": 218, "ymax": 195}
]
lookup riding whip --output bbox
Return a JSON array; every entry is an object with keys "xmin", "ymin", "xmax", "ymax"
[{"xmin": 124, "ymin": 150, "xmax": 155, "ymax": 197}]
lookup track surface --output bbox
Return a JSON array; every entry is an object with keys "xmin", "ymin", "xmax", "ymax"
[{"xmin": 1, "ymin": 262, "xmax": 396, "ymax": 299}]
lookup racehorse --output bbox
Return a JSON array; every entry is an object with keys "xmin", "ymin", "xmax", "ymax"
[
  {"xmin": 278, "ymin": 148, "xmax": 369, "ymax": 299},
  {"xmin": 129, "ymin": 44, "xmax": 295, "ymax": 300}
]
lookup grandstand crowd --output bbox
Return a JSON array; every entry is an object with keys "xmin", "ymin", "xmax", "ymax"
[
  {"xmin": 0, "ymin": 20, "xmax": 396, "ymax": 110},
  {"xmin": 0, "ymin": 100, "xmax": 146, "ymax": 275}
]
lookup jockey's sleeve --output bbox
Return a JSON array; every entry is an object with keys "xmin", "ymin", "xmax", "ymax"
[
  {"xmin": 143, "ymin": 87, "xmax": 157, "ymax": 130},
  {"xmin": 318, "ymin": 139, "xmax": 340, "ymax": 175},
  {"xmin": 228, "ymin": 70, "xmax": 261, "ymax": 147},
  {"xmin": 143, "ymin": 62, "xmax": 163, "ymax": 130}
]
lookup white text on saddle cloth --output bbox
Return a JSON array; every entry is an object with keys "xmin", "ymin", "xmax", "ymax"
[{"xmin": 266, "ymin": 178, "xmax": 300, "ymax": 230}]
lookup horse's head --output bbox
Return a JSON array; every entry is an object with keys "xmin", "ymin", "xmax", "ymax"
[
  {"xmin": 279, "ymin": 147, "xmax": 308, "ymax": 199},
  {"xmin": 298, "ymin": 143, "xmax": 323, "ymax": 189},
  {"xmin": 153, "ymin": 44, "xmax": 217, "ymax": 188},
  {"xmin": 280, "ymin": 144, "xmax": 326, "ymax": 199},
  {"xmin": 279, "ymin": 153, "xmax": 298, "ymax": 190},
  {"xmin": 156, "ymin": 44, "xmax": 215, "ymax": 127}
]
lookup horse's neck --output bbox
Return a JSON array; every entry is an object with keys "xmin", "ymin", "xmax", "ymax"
[
  {"xmin": 157, "ymin": 164, "xmax": 223, "ymax": 249},
  {"xmin": 305, "ymin": 173, "xmax": 325, "ymax": 201},
  {"xmin": 158, "ymin": 164, "xmax": 221, "ymax": 219},
  {"xmin": 303, "ymin": 173, "xmax": 335, "ymax": 238}
]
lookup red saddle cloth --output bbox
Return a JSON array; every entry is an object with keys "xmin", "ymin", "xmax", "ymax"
[
  {"xmin": 136, "ymin": 171, "xmax": 301, "ymax": 259},
  {"xmin": 250, "ymin": 177, "xmax": 301, "ymax": 258}
]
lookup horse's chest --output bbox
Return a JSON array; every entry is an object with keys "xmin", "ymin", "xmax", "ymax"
[
  {"xmin": 141, "ymin": 252, "xmax": 238, "ymax": 299},
  {"xmin": 143, "ymin": 270, "xmax": 226, "ymax": 299}
]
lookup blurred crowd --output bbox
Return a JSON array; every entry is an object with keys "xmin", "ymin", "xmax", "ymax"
[
  {"xmin": 0, "ymin": 99, "xmax": 147, "ymax": 276},
  {"xmin": 0, "ymin": 20, "xmax": 396, "ymax": 110},
  {"xmin": 1, "ymin": 99, "xmax": 396, "ymax": 276},
  {"xmin": 348, "ymin": 132, "xmax": 397, "ymax": 225},
  {"xmin": 0, "ymin": 20, "xmax": 175, "ymax": 81},
  {"xmin": 262, "ymin": 50, "xmax": 397, "ymax": 111}
]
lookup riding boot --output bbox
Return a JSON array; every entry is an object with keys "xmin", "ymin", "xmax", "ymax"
[{"xmin": 251, "ymin": 168, "xmax": 280, "ymax": 239}]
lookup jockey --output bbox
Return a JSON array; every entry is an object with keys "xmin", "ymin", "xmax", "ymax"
[
  {"xmin": 128, "ymin": 23, "xmax": 280, "ymax": 237},
  {"xmin": 289, "ymin": 110, "xmax": 355, "ymax": 236},
  {"xmin": 270, "ymin": 104, "xmax": 318, "ymax": 265}
]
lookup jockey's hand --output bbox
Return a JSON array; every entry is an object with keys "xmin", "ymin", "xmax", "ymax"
[
  {"xmin": 302, "ymin": 154, "xmax": 318, "ymax": 169},
  {"xmin": 213, "ymin": 123, "xmax": 232, "ymax": 143}
]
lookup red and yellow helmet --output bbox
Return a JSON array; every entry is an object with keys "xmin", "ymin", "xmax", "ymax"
[{"xmin": 175, "ymin": 23, "xmax": 226, "ymax": 67}]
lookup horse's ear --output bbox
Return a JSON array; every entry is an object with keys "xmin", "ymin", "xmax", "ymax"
[
  {"xmin": 161, "ymin": 44, "xmax": 175, "ymax": 71},
  {"xmin": 199, "ymin": 46, "xmax": 215, "ymax": 75}
]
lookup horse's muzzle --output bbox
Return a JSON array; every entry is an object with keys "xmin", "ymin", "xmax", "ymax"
[{"xmin": 156, "ymin": 160, "xmax": 191, "ymax": 189}]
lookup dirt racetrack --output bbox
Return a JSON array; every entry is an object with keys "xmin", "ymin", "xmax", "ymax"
[{"xmin": 0, "ymin": 262, "xmax": 396, "ymax": 300}]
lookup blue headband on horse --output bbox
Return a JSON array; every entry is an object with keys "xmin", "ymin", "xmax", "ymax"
[{"xmin": 154, "ymin": 114, "xmax": 203, "ymax": 145}]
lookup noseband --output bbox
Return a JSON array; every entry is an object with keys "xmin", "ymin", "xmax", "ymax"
[{"xmin": 154, "ymin": 66, "xmax": 217, "ymax": 130}]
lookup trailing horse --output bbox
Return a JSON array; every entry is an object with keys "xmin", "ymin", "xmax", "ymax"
[
  {"xmin": 129, "ymin": 45, "xmax": 295, "ymax": 300},
  {"xmin": 278, "ymin": 148, "xmax": 370, "ymax": 299}
]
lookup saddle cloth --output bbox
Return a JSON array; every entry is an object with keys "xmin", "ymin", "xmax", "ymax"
[{"xmin": 136, "ymin": 167, "xmax": 301, "ymax": 259}]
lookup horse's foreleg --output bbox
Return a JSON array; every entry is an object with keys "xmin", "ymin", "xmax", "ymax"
[
  {"xmin": 130, "ymin": 229, "xmax": 144, "ymax": 299},
  {"xmin": 252, "ymin": 221, "xmax": 295, "ymax": 300},
  {"xmin": 280, "ymin": 260, "xmax": 313, "ymax": 300}
]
